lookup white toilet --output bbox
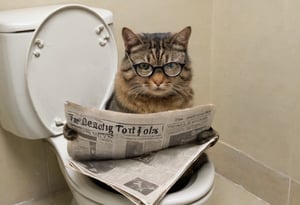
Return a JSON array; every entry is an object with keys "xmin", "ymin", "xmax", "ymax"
[{"xmin": 0, "ymin": 4, "xmax": 215, "ymax": 205}]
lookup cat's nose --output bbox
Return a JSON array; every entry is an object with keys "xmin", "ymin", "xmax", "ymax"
[
  {"xmin": 152, "ymin": 73, "xmax": 164, "ymax": 86},
  {"xmin": 153, "ymin": 79, "xmax": 163, "ymax": 86}
]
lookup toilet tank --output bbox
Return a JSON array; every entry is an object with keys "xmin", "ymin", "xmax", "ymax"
[{"xmin": 0, "ymin": 4, "xmax": 117, "ymax": 139}]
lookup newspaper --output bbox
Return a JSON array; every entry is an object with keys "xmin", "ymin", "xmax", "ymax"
[
  {"xmin": 65, "ymin": 102, "xmax": 216, "ymax": 160},
  {"xmin": 64, "ymin": 102, "xmax": 218, "ymax": 205},
  {"xmin": 69, "ymin": 138, "xmax": 217, "ymax": 205}
]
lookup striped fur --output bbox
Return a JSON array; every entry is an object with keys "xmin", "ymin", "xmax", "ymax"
[{"xmin": 107, "ymin": 27, "xmax": 193, "ymax": 113}]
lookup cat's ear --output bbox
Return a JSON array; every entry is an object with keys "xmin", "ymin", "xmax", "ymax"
[
  {"xmin": 171, "ymin": 26, "xmax": 192, "ymax": 48},
  {"xmin": 122, "ymin": 27, "xmax": 143, "ymax": 52}
]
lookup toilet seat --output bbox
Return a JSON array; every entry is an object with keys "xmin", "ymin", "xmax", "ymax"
[
  {"xmin": 48, "ymin": 136, "xmax": 215, "ymax": 205},
  {"xmin": 26, "ymin": 5, "xmax": 117, "ymax": 136}
]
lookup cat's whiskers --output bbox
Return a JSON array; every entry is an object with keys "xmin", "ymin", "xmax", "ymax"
[
  {"xmin": 128, "ymin": 85, "xmax": 145, "ymax": 99},
  {"xmin": 172, "ymin": 84, "xmax": 192, "ymax": 98}
]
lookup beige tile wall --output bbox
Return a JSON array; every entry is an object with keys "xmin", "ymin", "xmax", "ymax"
[
  {"xmin": 211, "ymin": 0, "xmax": 300, "ymax": 180},
  {"xmin": 290, "ymin": 180, "xmax": 300, "ymax": 205},
  {"xmin": 0, "ymin": 1, "xmax": 213, "ymax": 204},
  {"xmin": 0, "ymin": 128, "xmax": 68, "ymax": 204},
  {"xmin": 210, "ymin": 0, "xmax": 300, "ymax": 204}
]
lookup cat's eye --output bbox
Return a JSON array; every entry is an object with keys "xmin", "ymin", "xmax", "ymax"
[
  {"xmin": 164, "ymin": 62, "xmax": 182, "ymax": 76},
  {"xmin": 137, "ymin": 63, "xmax": 151, "ymax": 71},
  {"xmin": 134, "ymin": 63, "xmax": 152, "ymax": 76},
  {"xmin": 138, "ymin": 63, "xmax": 150, "ymax": 70}
]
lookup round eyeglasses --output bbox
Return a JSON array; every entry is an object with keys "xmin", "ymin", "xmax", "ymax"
[{"xmin": 126, "ymin": 53, "xmax": 185, "ymax": 77}]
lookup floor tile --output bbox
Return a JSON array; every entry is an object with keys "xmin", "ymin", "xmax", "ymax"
[
  {"xmin": 205, "ymin": 174, "xmax": 270, "ymax": 205},
  {"xmin": 29, "ymin": 174, "xmax": 270, "ymax": 205}
]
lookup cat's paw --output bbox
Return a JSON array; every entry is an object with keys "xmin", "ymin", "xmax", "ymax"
[
  {"xmin": 196, "ymin": 127, "xmax": 219, "ymax": 146},
  {"xmin": 63, "ymin": 124, "xmax": 78, "ymax": 140}
]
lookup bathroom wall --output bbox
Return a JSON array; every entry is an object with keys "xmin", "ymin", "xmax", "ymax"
[
  {"xmin": 208, "ymin": 0, "xmax": 300, "ymax": 205},
  {"xmin": 0, "ymin": 1, "xmax": 213, "ymax": 204},
  {"xmin": 2, "ymin": 1, "xmax": 300, "ymax": 205}
]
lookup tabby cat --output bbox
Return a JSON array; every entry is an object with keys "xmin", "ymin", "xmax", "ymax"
[
  {"xmin": 64, "ymin": 26, "xmax": 217, "ymax": 192},
  {"xmin": 106, "ymin": 26, "xmax": 193, "ymax": 113}
]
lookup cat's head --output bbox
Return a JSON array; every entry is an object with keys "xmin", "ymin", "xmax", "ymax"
[{"xmin": 118, "ymin": 27, "xmax": 192, "ymax": 99}]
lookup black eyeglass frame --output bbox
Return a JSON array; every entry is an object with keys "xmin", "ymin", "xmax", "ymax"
[{"xmin": 126, "ymin": 53, "xmax": 185, "ymax": 77}]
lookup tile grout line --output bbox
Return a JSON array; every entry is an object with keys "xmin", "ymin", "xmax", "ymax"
[
  {"xmin": 286, "ymin": 177, "xmax": 291, "ymax": 205},
  {"xmin": 44, "ymin": 140, "xmax": 52, "ymax": 197},
  {"xmin": 14, "ymin": 198, "xmax": 35, "ymax": 205}
]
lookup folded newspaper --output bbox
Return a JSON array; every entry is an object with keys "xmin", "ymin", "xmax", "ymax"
[{"xmin": 65, "ymin": 102, "xmax": 218, "ymax": 205}]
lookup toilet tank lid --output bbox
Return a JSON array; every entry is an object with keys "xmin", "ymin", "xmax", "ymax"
[{"xmin": 0, "ymin": 4, "xmax": 113, "ymax": 33}]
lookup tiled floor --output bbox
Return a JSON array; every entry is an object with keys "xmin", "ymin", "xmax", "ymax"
[
  {"xmin": 21, "ymin": 190, "xmax": 73, "ymax": 205},
  {"xmin": 27, "ymin": 174, "xmax": 269, "ymax": 205},
  {"xmin": 205, "ymin": 174, "xmax": 270, "ymax": 205}
]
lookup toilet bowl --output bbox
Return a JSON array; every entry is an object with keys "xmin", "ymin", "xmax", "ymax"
[
  {"xmin": 0, "ymin": 4, "xmax": 215, "ymax": 205},
  {"xmin": 47, "ymin": 135, "xmax": 215, "ymax": 205}
]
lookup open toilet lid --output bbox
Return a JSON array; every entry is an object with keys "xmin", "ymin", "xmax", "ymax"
[{"xmin": 26, "ymin": 5, "xmax": 117, "ymax": 136}]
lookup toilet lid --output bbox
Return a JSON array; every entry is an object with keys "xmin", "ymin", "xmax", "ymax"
[{"xmin": 26, "ymin": 5, "xmax": 117, "ymax": 136}]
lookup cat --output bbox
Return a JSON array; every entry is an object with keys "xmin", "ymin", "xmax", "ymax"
[
  {"xmin": 64, "ymin": 26, "xmax": 218, "ymax": 192},
  {"xmin": 106, "ymin": 26, "xmax": 193, "ymax": 113}
]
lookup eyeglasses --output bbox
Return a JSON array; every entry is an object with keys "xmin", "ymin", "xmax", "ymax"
[{"xmin": 126, "ymin": 53, "xmax": 185, "ymax": 77}]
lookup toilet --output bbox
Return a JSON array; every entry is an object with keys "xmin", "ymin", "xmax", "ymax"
[{"xmin": 0, "ymin": 4, "xmax": 215, "ymax": 205}]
